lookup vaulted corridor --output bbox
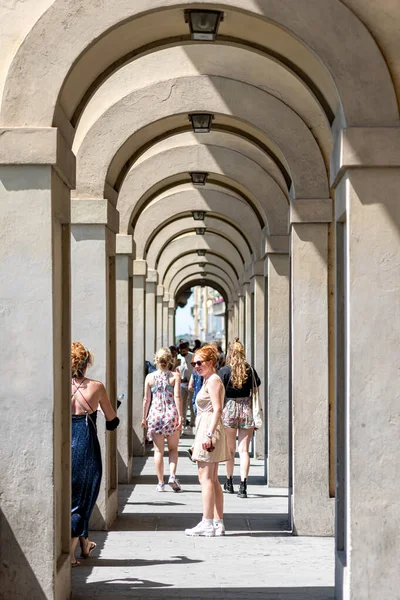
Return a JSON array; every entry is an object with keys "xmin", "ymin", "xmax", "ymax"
[{"xmin": 72, "ymin": 436, "xmax": 334, "ymax": 600}]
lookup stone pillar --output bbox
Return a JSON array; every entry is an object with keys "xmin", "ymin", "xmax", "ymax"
[
  {"xmin": 168, "ymin": 299, "xmax": 175, "ymax": 346},
  {"xmin": 331, "ymin": 128, "xmax": 400, "ymax": 599},
  {"xmin": 132, "ymin": 260, "xmax": 147, "ymax": 456},
  {"xmin": 116, "ymin": 234, "xmax": 133, "ymax": 484},
  {"xmin": 290, "ymin": 198, "xmax": 334, "ymax": 536},
  {"xmin": 71, "ymin": 198, "xmax": 119, "ymax": 530},
  {"xmin": 156, "ymin": 285, "xmax": 164, "ymax": 351},
  {"xmin": 162, "ymin": 293, "xmax": 169, "ymax": 346},
  {"xmin": 238, "ymin": 293, "xmax": 245, "ymax": 342},
  {"xmin": 243, "ymin": 282, "xmax": 252, "ymax": 363},
  {"xmin": 250, "ymin": 262, "xmax": 265, "ymax": 460},
  {"xmin": 145, "ymin": 269, "xmax": 158, "ymax": 361},
  {"xmin": 233, "ymin": 299, "xmax": 240, "ymax": 338},
  {"xmin": 227, "ymin": 302, "xmax": 234, "ymax": 341},
  {"xmin": 0, "ymin": 128, "xmax": 73, "ymax": 600},
  {"xmin": 265, "ymin": 236, "xmax": 290, "ymax": 487}
]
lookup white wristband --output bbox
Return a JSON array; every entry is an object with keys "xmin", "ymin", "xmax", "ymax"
[{"xmin": 206, "ymin": 431, "xmax": 213, "ymax": 439}]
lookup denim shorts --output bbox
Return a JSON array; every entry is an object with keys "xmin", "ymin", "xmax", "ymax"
[{"xmin": 222, "ymin": 397, "xmax": 255, "ymax": 429}]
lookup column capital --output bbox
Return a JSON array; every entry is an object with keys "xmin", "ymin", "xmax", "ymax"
[
  {"xmin": 71, "ymin": 198, "xmax": 119, "ymax": 233},
  {"xmin": 168, "ymin": 299, "xmax": 175, "ymax": 310},
  {"xmin": 163, "ymin": 293, "xmax": 170, "ymax": 303},
  {"xmin": 156, "ymin": 285, "xmax": 164, "ymax": 297},
  {"xmin": 116, "ymin": 234, "xmax": 134, "ymax": 256},
  {"xmin": 331, "ymin": 126, "xmax": 400, "ymax": 188},
  {"xmin": 133, "ymin": 259, "xmax": 147, "ymax": 277},
  {"xmin": 0, "ymin": 127, "xmax": 75, "ymax": 189},
  {"xmin": 250, "ymin": 260, "xmax": 264, "ymax": 278},
  {"xmin": 146, "ymin": 269, "xmax": 158, "ymax": 284},
  {"xmin": 289, "ymin": 198, "xmax": 332, "ymax": 225},
  {"xmin": 263, "ymin": 234, "xmax": 289, "ymax": 257}
]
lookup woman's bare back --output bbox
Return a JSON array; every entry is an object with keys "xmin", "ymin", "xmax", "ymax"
[{"xmin": 71, "ymin": 377, "xmax": 117, "ymax": 421}]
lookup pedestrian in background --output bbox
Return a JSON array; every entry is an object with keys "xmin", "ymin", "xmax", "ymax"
[{"xmin": 219, "ymin": 338, "xmax": 261, "ymax": 498}]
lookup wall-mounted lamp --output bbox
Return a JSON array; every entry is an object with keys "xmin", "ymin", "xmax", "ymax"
[
  {"xmin": 195, "ymin": 227, "xmax": 206, "ymax": 235},
  {"xmin": 192, "ymin": 210, "xmax": 206, "ymax": 220},
  {"xmin": 197, "ymin": 249, "xmax": 206, "ymax": 256},
  {"xmin": 184, "ymin": 9, "xmax": 224, "ymax": 41},
  {"xmin": 189, "ymin": 113, "xmax": 214, "ymax": 133}
]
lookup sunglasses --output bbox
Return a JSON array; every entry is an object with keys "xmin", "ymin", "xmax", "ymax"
[{"xmin": 191, "ymin": 360, "xmax": 206, "ymax": 367}]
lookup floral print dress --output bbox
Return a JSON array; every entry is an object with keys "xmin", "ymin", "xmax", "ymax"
[{"xmin": 146, "ymin": 371, "xmax": 180, "ymax": 441}]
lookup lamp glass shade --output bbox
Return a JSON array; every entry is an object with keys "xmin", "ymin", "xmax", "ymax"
[
  {"xmin": 197, "ymin": 249, "xmax": 206, "ymax": 256},
  {"xmin": 195, "ymin": 227, "xmax": 206, "ymax": 235},
  {"xmin": 192, "ymin": 210, "xmax": 206, "ymax": 220},
  {"xmin": 185, "ymin": 10, "xmax": 223, "ymax": 41}
]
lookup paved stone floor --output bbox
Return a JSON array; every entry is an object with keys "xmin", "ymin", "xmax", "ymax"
[{"xmin": 72, "ymin": 436, "xmax": 334, "ymax": 599}]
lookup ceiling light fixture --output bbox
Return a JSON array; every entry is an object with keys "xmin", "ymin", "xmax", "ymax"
[
  {"xmin": 188, "ymin": 113, "xmax": 214, "ymax": 133},
  {"xmin": 195, "ymin": 227, "xmax": 206, "ymax": 235},
  {"xmin": 189, "ymin": 172, "xmax": 208, "ymax": 186},
  {"xmin": 197, "ymin": 249, "xmax": 206, "ymax": 256},
  {"xmin": 192, "ymin": 209, "xmax": 206, "ymax": 220},
  {"xmin": 184, "ymin": 9, "xmax": 224, "ymax": 41}
]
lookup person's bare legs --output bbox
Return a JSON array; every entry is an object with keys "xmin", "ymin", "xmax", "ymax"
[
  {"xmin": 238, "ymin": 428, "xmax": 254, "ymax": 480},
  {"xmin": 152, "ymin": 432, "xmax": 165, "ymax": 483},
  {"xmin": 224, "ymin": 427, "xmax": 237, "ymax": 478},
  {"xmin": 181, "ymin": 387, "xmax": 188, "ymax": 426},
  {"xmin": 71, "ymin": 537, "xmax": 79, "ymax": 565},
  {"xmin": 167, "ymin": 430, "xmax": 180, "ymax": 477},
  {"xmin": 213, "ymin": 463, "xmax": 224, "ymax": 520},
  {"xmin": 198, "ymin": 462, "xmax": 216, "ymax": 519}
]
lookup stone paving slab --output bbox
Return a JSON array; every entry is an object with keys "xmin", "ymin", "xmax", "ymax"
[{"xmin": 73, "ymin": 436, "xmax": 334, "ymax": 600}]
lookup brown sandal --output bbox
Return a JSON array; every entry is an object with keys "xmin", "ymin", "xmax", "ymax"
[{"xmin": 71, "ymin": 560, "xmax": 80, "ymax": 567}]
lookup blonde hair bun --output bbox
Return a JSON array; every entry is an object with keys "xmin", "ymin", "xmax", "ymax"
[
  {"xmin": 71, "ymin": 342, "xmax": 93, "ymax": 377},
  {"xmin": 154, "ymin": 347, "xmax": 173, "ymax": 369}
]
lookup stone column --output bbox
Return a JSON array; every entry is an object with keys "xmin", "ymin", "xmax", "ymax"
[
  {"xmin": 116, "ymin": 234, "xmax": 133, "ymax": 483},
  {"xmin": 227, "ymin": 302, "xmax": 234, "ymax": 342},
  {"xmin": 162, "ymin": 293, "xmax": 169, "ymax": 346},
  {"xmin": 250, "ymin": 262, "xmax": 265, "ymax": 459},
  {"xmin": 71, "ymin": 197, "xmax": 119, "ymax": 531},
  {"xmin": 290, "ymin": 198, "xmax": 334, "ymax": 536},
  {"xmin": 238, "ymin": 293, "xmax": 245, "ymax": 342},
  {"xmin": 233, "ymin": 299, "xmax": 240, "ymax": 338},
  {"xmin": 132, "ymin": 260, "xmax": 147, "ymax": 456},
  {"xmin": 168, "ymin": 299, "xmax": 175, "ymax": 346},
  {"xmin": 243, "ymin": 282, "xmax": 252, "ymax": 363},
  {"xmin": 265, "ymin": 236, "xmax": 290, "ymax": 487},
  {"xmin": 145, "ymin": 269, "xmax": 158, "ymax": 362},
  {"xmin": 156, "ymin": 284, "xmax": 164, "ymax": 351},
  {"xmin": 0, "ymin": 128, "xmax": 73, "ymax": 600},
  {"xmin": 331, "ymin": 128, "xmax": 400, "ymax": 599}
]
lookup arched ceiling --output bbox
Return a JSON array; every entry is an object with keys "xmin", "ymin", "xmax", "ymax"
[{"xmin": 1, "ymin": 0, "xmax": 399, "ymax": 322}]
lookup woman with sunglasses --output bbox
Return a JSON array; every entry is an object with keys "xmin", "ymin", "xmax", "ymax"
[
  {"xmin": 185, "ymin": 345, "xmax": 230, "ymax": 537},
  {"xmin": 142, "ymin": 347, "xmax": 182, "ymax": 492}
]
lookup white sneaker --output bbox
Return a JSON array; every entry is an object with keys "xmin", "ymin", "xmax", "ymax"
[
  {"xmin": 168, "ymin": 475, "xmax": 181, "ymax": 492},
  {"xmin": 156, "ymin": 482, "xmax": 166, "ymax": 492},
  {"xmin": 214, "ymin": 520, "xmax": 226, "ymax": 536},
  {"xmin": 185, "ymin": 519, "xmax": 215, "ymax": 537}
]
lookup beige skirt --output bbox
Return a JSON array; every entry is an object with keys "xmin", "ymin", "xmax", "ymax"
[{"xmin": 192, "ymin": 412, "xmax": 231, "ymax": 463}]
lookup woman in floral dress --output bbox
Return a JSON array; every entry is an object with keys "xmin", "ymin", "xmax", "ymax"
[{"xmin": 142, "ymin": 347, "xmax": 182, "ymax": 491}]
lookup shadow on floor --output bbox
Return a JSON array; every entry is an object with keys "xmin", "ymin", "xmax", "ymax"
[
  {"xmin": 73, "ymin": 584, "xmax": 334, "ymax": 599},
  {"xmin": 110, "ymin": 511, "xmax": 289, "ymax": 534}
]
